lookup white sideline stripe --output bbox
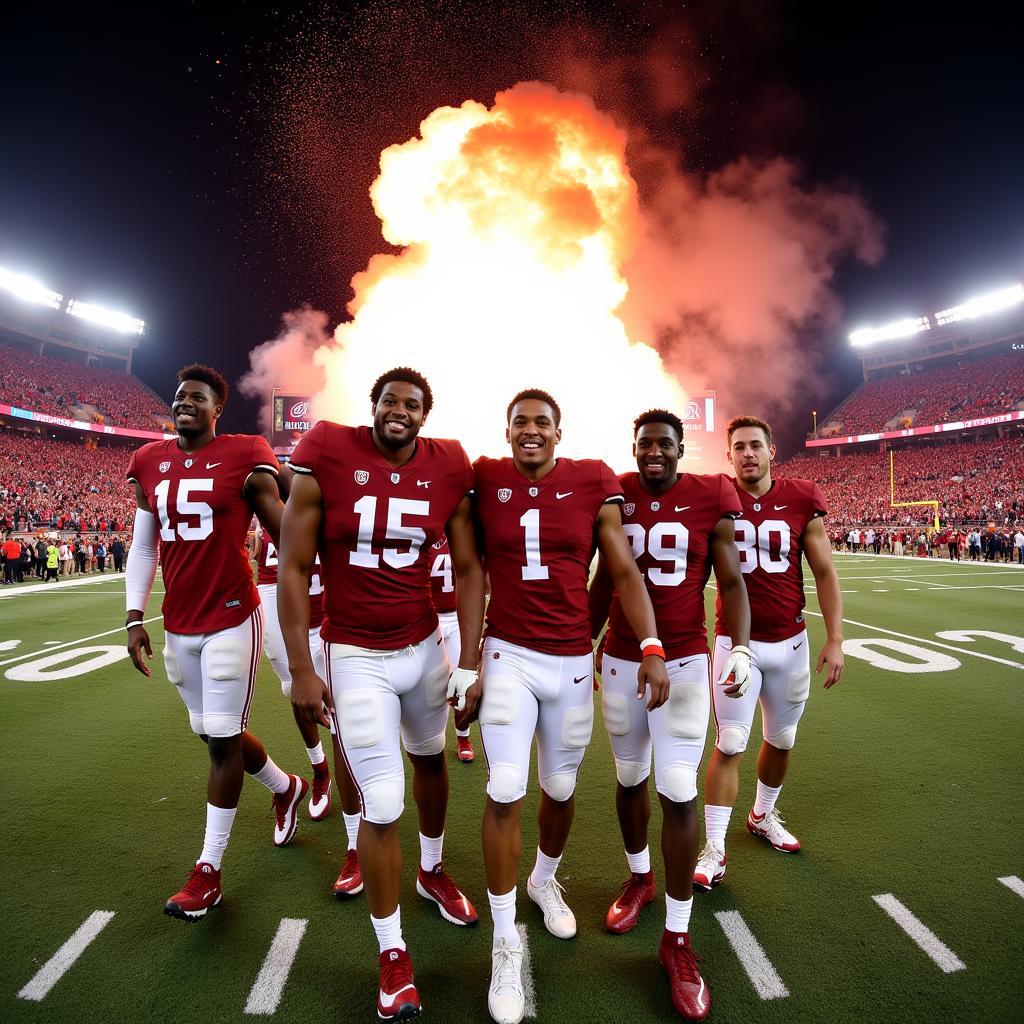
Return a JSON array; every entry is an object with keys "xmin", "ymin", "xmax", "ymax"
[
  {"xmin": 516, "ymin": 923, "xmax": 538, "ymax": 1019},
  {"xmin": 0, "ymin": 572, "xmax": 127, "ymax": 597},
  {"xmin": 714, "ymin": 911, "xmax": 789, "ymax": 1000},
  {"xmin": 872, "ymin": 895, "xmax": 964, "ymax": 973},
  {"xmin": 18, "ymin": 910, "xmax": 116, "ymax": 1001},
  {"xmin": 244, "ymin": 917, "xmax": 308, "ymax": 1015},
  {"xmin": 0, "ymin": 616, "xmax": 163, "ymax": 668},
  {"xmin": 998, "ymin": 876, "xmax": 1024, "ymax": 899}
]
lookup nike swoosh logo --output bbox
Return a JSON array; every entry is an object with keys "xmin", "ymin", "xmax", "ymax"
[
  {"xmin": 697, "ymin": 977, "xmax": 706, "ymax": 1011},
  {"xmin": 417, "ymin": 480, "xmax": 430, "ymax": 487},
  {"xmin": 793, "ymin": 640, "xmax": 804, "ymax": 650},
  {"xmin": 774, "ymin": 504, "xmax": 787, "ymax": 510},
  {"xmin": 675, "ymin": 506, "xmax": 690, "ymax": 512},
  {"xmin": 573, "ymin": 674, "xmax": 588, "ymax": 684},
  {"xmin": 379, "ymin": 984, "xmax": 416, "ymax": 1009},
  {"xmin": 206, "ymin": 462, "xmax": 221, "ymax": 469},
  {"xmin": 556, "ymin": 491, "xmax": 573, "ymax": 500},
  {"xmin": 202, "ymin": 889, "xmax": 217, "ymax": 900}
]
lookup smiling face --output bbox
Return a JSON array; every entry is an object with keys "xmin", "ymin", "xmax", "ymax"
[
  {"xmin": 371, "ymin": 379, "xmax": 427, "ymax": 451},
  {"xmin": 634, "ymin": 421, "xmax": 682, "ymax": 489},
  {"xmin": 172, "ymin": 379, "xmax": 221, "ymax": 439},
  {"xmin": 728, "ymin": 425, "xmax": 775, "ymax": 488},
  {"xmin": 507, "ymin": 398, "xmax": 561, "ymax": 472}
]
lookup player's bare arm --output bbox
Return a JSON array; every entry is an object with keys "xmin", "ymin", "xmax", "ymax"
[
  {"xmin": 278, "ymin": 471, "xmax": 332, "ymax": 727},
  {"xmin": 710, "ymin": 516, "xmax": 752, "ymax": 697},
  {"xmin": 596, "ymin": 502, "xmax": 670, "ymax": 710},
  {"xmin": 804, "ymin": 515, "xmax": 844, "ymax": 688},
  {"xmin": 446, "ymin": 494, "xmax": 486, "ymax": 725},
  {"xmin": 125, "ymin": 479, "xmax": 156, "ymax": 677},
  {"xmin": 587, "ymin": 555, "xmax": 614, "ymax": 676},
  {"xmin": 244, "ymin": 467, "xmax": 284, "ymax": 547}
]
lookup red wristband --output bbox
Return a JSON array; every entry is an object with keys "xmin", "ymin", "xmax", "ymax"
[{"xmin": 641, "ymin": 642, "xmax": 666, "ymax": 660}]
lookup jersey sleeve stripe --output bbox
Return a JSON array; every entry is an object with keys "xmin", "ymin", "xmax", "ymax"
[
  {"xmin": 603, "ymin": 495, "xmax": 625, "ymax": 504},
  {"xmin": 289, "ymin": 464, "xmax": 314, "ymax": 474},
  {"xmin": 253, "ymin": 463, "xmax": 279, "ymax": 474}
]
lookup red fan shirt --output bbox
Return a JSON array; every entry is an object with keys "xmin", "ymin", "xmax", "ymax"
[
  {"xmin": 256, "ymin": 535, "xmax": 325, "ymax": 630},
  {"xmin": 290, "ymin": 422, "xmax": 473, "ymax": 648},
  {"xmin": 714, "ymin": 476, "xmax": 827, "ymax": 643},
  {"xmin": 474, "ymin": 456, "xmax": 623, "ymax": 655},
  {"xmin": 428, "ymin": 533, "xmax": 458, "ymax": 615},
  {"xmin": 604, "ymin": 472, "xmax": 742, "ymax": 662},
  {"xmin": 127, "ymin": 433, "xmax": 279, "ymax": 634}
]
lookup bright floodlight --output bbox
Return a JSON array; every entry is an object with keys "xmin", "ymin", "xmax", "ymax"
[
  {"xmin": 849, "ymin": 316, "xmax": 930, "ymax": 348},
  {"xmin": 935, "ymin": 283, "xmax": 1024, "ymax": 326},
  {"xmin": 66, "ymin": 299, "xmax": 145, "ymax": 335},
  {"xmin": 0, "ymin": 266, "xmax": 63, "ymax": 309}
]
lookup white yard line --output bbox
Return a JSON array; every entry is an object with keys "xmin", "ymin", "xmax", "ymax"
[
  {"xmin": 714, "ymin": 911, "xmax": 789, "ymax": 1000},
  {"xmin": 244, "ymin": 918, "xmax": 308, "ymax": 1015},
  {"xmin": 998, "ymin": 876, "xmax": 1024, "ymax": 899},
  {"xmin": 516, "ymin": 923, "xmax": 538, "ymax": 1019},
  {"xmin": 872, "ymin": 895, "xmax": 965, "ymax": 973},
  {"xmin": 0, "ymin": 572, "xmax": 127, "ymax": 598},
  {"xmin": 17, "ymin": 911, "xmax": 116, "ymax": 1001},
  {"xmin": 0, "ymin": 616, "xmax": 163, "ymax": 668}
]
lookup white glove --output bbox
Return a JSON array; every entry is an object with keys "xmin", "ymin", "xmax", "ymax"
[
  {"xmin": 447, "ymin": 667, "xmax": 479, "ymax": 711},
  {"xmin": 716, "ymin": 645, "xmax": 752, "ymax": 697}
]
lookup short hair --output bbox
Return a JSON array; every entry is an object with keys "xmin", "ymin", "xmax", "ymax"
[
  {"xmin": 177, "ymin": 364, "xmax": 228, "ymax": 407},
  {"xmin": 507, "ymin": 388, "xmax": 561, "ymax": 426},
  {"xmin": 633, "ymin": 408, "xmax": 684, "ymax": 440},
  {"xmin": 727, "ymin": 415, "xmax": 773, "ymax": 445},
  {"xmin": 370, "ymin": 367, "xmax": 433, "ymax": 416}
]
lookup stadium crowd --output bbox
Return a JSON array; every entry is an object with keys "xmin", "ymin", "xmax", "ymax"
[
  {"xmin": 820, "ymin": 351, "xmax": 1024, "ymax": 435},
  {"xmin": 0, "ymin": 341, "xmax": 171, "ymax": 430}
]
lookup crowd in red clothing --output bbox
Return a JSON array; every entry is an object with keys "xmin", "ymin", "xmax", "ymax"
[
  {"xmin": 0, "ymin": 341, "xmax": 171, "ymax": 430},
  {"xmin": 819, "ymin": 351, "xmax": 1024, "ymax": 435},
  {"xmin": 776, "ymin": 435, "xmax": 1024, "ymax": 528},
  {"xmin": 0, "ymin": 430, "xmax": 136, "ymax": 533}
]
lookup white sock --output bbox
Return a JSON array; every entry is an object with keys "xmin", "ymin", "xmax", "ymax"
[
  {"xmin": 704, "ymin": 804, "xmax": 732, "ymax": 851},
  {"xmin": 250, "ymin": 756, "xmax": 291, "ymax": 795},
  {"xmin": 529, "ymin": 848, "xmax": 561, "ymax": 888},
  {"xmin": 455, "ymin": 727, "xmax": 471, "ymax": 739},
  {"xmin": 343, "ymin": 812, "xmax": 361, "ymax": 851},
  {"xmin": 626, "ymin": 845, "xmax": 651, "ymax": 875},
  {"xmin": 488, "ymin": 887, "xmax": 520, "ymax": 947},
  {"xmin": 199, "ymin": 803, "xmax": 237, "ymax": 870},
  {"xmin": 370, "ymin": 906, "xmax": 405, "ymax": 953},
  {"xmin": 305, "ymin": 742, "xmax": 326, "ymax": 767},
  {"xmin": 665, "ymin": 894, "xmax": 693, "ymax": 934},
  {"xmin": 419, "ymin": 831, "xmax": 444, "ymax": 872},
  {"xmin": 753, "ymin": 780, "xmax": 783, "ymax": 818}
]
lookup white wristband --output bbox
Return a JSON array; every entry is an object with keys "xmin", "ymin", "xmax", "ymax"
[{"xmin": 639, "ymin": 636, "xmax": 661, "ymax": 650}]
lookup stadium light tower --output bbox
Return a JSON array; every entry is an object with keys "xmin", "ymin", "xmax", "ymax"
[
  {"xmin": 0, "ymin": 265, "xmax": 63, "ymax": 309},
  {"xmin": 848, "ymin": 315, "xmax": 930, "ymax": 348},
  {"xmin": 934, "ymin": 283, "xmax": 1024, "ymax": 326},
  {"xmin": 66, "ymin": 298, "xmax": 146, "ymax": 335}
]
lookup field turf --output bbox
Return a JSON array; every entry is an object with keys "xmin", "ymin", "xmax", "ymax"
[{"xmin": 2, "ymin": 554, "xmax": 1023, "ymax": 1023}]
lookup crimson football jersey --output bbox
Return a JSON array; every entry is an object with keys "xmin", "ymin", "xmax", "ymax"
[
  {"xmin": 475, "ymin": 456, "xmax": 623, "ymax": 655},
  {"xmin": 604, "ymin": 472, "xmax": 742, "ymax": 662},
  {"xmin": 127, "ymin": 434, "xmax": 279, "ymax": 634},
  {"xmin": 290, "ymin": 422, "xmax": 473, "ymax": 648},
  {"xmin": 714, "ymin": 476, "xmax": 827, "ymax": 643},
  {"xmin": 428, "ymin": 533, "xmax": 458, "ymax": 615},
  {"xmin": 256, "ymin": 535, "xmax": 325, "ymax": 630}
]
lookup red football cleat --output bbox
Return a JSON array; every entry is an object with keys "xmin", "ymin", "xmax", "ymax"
[
  {"xmin": 605, "ymin": 871, "xmax": 655, "ymax": 934},
  {"xmin": 456, "ymin": 736, "xmax": 475, "ymax": 763},
  {"xmin": 377, "ymin": 947, "xmax": 421, "ymax": 1021},
  {"xmin": 659, "ymin": 930, "xmax": 710, "ymax": 1020},
  {"xmin": 309, "ymin": 763, "xmax": 332, "ymax": 821},
  {"xmin": 272, "ymin": 774, "xmax": 309, "ymax": 847},
  {"xmin": 164, "ymin": 862, "xmax": 222, "ymax": 921},
  {"xmin": 416, "ymin": 862, "xmax": 478, "ymax": 926},
  {"xmin": 333, "ymin": 848, "xmax": 364, "ymax": 899}
]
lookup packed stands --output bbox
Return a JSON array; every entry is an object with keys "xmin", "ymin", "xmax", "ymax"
[
  {"xmin": 777, "ymin": 435, "xmax": 1024, "ymax": 528},
  {"xmin": 0, "ymin": 340, "xmax": 170, "ymax": 430},
  {"xmin": 0, "ymin": 430, "xmax": 136, "ymax": 533},
  {"xmin": 819, "ymin": 351, "xmax": 1024, "ymax": 435}
]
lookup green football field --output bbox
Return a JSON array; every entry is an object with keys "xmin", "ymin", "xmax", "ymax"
[{"xmin": 2, "ymin": 554, "xmax": 1023, "ymax": 1023}]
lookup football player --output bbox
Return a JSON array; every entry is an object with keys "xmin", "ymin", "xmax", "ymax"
[
  {"xmin": 466, "ymin": 389, "xmax": 670, "ymax": 1024},
  {"xmin": 429, "ymin": 533, "xmax": 476, "ymax": 763},
  {"xmin": 281, "ymin": 368, "xmax": 485, "ymax": 1022},
  {"xmin": 695, "ymin": 416, "xmax": 843, "ymax": 889},
  {"xmin": 125, "ymin": 365, "xmax": 308, "ymax": 921},
  {"xmin": 589, "ymin": 409, "xmax": 750, "ymax": 1021}
]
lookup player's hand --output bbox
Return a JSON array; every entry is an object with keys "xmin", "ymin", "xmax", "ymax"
[
  {"xmin": 126, "ymin": 623, "xmax": 153, "ymax": 677},
  {"xmin": 455, "ymin": 678, "xmax": 482, "ymax": 730},
  {"xmin": 817, "ymin": 639, "xmax": 844, "ymax": 688},
  {"xmin": 638, "ymin": 655, "xmax": 670, "ymax": 711},
  {"xmin": 291, "ymin": 667, "xmax": 333, "ymax": 729},
  {"xmin": 447, "ymin": 667, "xmax": 478, "ymax": 712},
  {"xmin": 717, "ymin": 644, "xmax": 752, "ymax": 698}
]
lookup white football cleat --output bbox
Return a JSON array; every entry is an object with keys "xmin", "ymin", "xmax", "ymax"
[
  {"xmin": 746, "ymin": 807, "xmax": 801, "ymax": 852},
  {"xmin": 693, "ymin": 841, "xmax": 727, "ymax": 890},
  {"xmin": 527, "ymin": 876, "xmax": 577, "ymax": 939},
  {"xmin": 488, "ymin": 938, "xmax": 525, "ymax": 1024}
]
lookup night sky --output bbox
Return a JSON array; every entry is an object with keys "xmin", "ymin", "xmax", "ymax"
[{"xmin": 2, "ymin": 1, "xmax": 1021, "ymax": 454}]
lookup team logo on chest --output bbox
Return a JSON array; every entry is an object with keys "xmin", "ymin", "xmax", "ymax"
[
  {"xmin": 159, "ymin": 461, "xmax": 171, "ymax": 473},
  {"xmin": 651, "ymin": 501, "xmax": 660, "ymax": 512},
  {"xmin": 354, "ymin": 470, "xmax": 369, "ymax": 485},
  {"xmin": 497, "ymin": 488, "xmax": 512, "ymax": 503},
  {"xmin": 390, "ymin": 472, "xmax": 400, "ymax": 484},
  {"xmin": 624, "ymin": 502, "xmax": 635, "ymax": 516},
  {"xmin": 184, "ymin": 458, "xmax": 193, "ymax": 468},
  {"xmin": 529, "ymin": 486, "xmax": 539, "ymax": 497},
  {"xmin": 753, "ymin": 502, "xmax": 761, "ymax": 511}
]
